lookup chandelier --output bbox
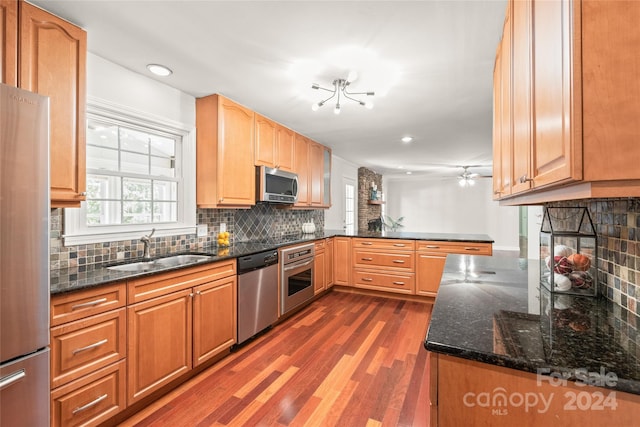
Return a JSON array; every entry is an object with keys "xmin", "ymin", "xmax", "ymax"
[{"xmin": 311, "ymin": 73, "xmax": 375, "ymax": 114}]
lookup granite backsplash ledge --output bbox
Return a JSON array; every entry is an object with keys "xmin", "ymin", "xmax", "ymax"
[
  {"xmin": 546, "ymin": 198, "xmax": 640, "ymax": 317},
  {"xmin": 50, "ymin": 204, "xmax": 324, "ymax": 271}
]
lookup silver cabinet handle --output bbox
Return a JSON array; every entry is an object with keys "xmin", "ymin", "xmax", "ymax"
[
  {"xmin": 361, "ymin": 242, "xmax": 373, "ymax": 246},
  {"xmin": 393, "ymin": 281, "xmax": 405, "ymax": 285},
  {"xmin": 72, "ymin": 339, "xmax": 108, "ymax": 355},
  {"xmin": 519, "ymin": 175, "xmax": 534, "ymax": 184},
  {"xmin": 71, "ymin": 298, "xmax": 108, "ymax": 310},
  {"xmin": 361, "ymin": 257, "xmax": 373, "ymax": 261},
  {"xmin": 79, "ymin": 192, "xmax": 87, "ymax": 196},
  {"xmin": 393, "ymin": 244, "xmax": 406, "ymax": 247},
  {"xmin": 426, "ymin": 245, "xmax": 440, "ymax": 249},
  {"xmin": 0, "ymin": 369, "xmax": 26, "ymax": 390},
  {"xmin": 464, "ymin": 247, "xmax": 481, "ymax": 252},
  {"xmin": 361, "ymin": 278, "xmax": 373, "ymax": 282},
  {"xmin": 393, "ymin": 260, "xmax": 406, "ymax": 264},
  {"xmin": 72, "ymin": 394, "xmax": 108, "ymax": 415}
]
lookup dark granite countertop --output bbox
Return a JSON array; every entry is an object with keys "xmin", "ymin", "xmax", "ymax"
[
  {"xmin": 424, "ymin": 252, "xmax": 640, "ymax": 395},
  {"xmin": 51, "ymin": 230, "xmax": 494, "ymax": 295}
]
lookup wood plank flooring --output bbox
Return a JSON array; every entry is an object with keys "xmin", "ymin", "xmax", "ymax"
[{"xmin": 119, "ymin": 291, "xmax": 433, "ymax": 427}]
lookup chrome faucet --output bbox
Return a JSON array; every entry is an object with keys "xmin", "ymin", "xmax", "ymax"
[{"xmin": 140, "ymin": 228, "xmax": 156, "ymax": 261}]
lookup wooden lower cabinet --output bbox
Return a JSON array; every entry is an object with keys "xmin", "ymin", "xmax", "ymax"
[
  {"xmin": 416, "ymin": 252, "xmax": 447, "ymax": 297},
  {"xmin": 333, "ymin": 237, "xmax": 352, "ymax": 285},
  {"xmin": 127, "ymin": 289, "xmax": 193, "ymax": 405},
  {"xmin": 326, "ymin": 238, "xmax": 334, "ymax": 287},
  {"xmin": 193, "ymin": 275, "xmax": 237, "ymax": 367},
  {"xmin": 432, "ymin": 353, "xmax": 640, "ymax": 427},
  {"xmin": 51, "ymin": 360, "xmax": 126, "ymax": 427},
  {"xmin": 314, "ymin": 241, "xmax": 326, "ymax": 294}
]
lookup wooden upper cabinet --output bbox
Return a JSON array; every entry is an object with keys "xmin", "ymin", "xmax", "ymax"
[
  {"xmin": 255, "ymin": 114, "xmax": 294, "ymax": 173},
  {"xmin": 19, "ymin": 2, "xmax": 86, "ymax": 208},
  {"xmin": 196, "ymin": 94, "xmax": 255, "ymax": 208},
  {"xmin": 293, "ymin": 133, "xmax": 309, "ymax": 206},
  {"xmin": 275, "ymin": 124, "xmax": 294, "ymax": 172},
  {"xmin": 1, "ymin": 0, "xmax": 17, "ymax": 86},
  {"xmin": 309, "ymin": 141, "xmax": 324, "ymax": 206},
  {"xmin": 531, "ymin": 0, "xmax": 581, "ymax": 188},
  {"xmin": 255, "ymin": 113, "xmax": 277, "ymax": 168},
  {"xmin": 510, "ymin": 0, "xmax": 533, "ymax": 194}
]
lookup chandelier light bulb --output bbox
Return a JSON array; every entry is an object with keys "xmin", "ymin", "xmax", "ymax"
[
  {"xmin": 311, "ymin": 103, "xmax": 319, "ymax": 111},
  {"xmin": 365, "ymin": 101, "xmax": 374, "ymax": 110},
  {"xmin": 334, "ymin": 104, "xmax": 341, "ymax": 115},
  {"xmin": 459, "ymin": 179, "xmax": 467, "ymax": 187}
]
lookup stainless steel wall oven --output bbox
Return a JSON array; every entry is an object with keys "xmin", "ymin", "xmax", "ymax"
[{"xmin": 280, "ymin": 243, "xmax": 315, "ymax": 315}]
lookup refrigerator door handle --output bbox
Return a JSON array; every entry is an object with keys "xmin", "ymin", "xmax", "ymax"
[{"xmin": 0, "ymin": 369, "xmax": 26, "ymax": 390}]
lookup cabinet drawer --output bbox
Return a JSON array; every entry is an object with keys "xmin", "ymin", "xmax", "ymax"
[
  {"xmin": 128, "ymin": 259, "xmax": 236, "ymax": 303},
  {"xmin": 352, "ymin": 249, "xmax": 415, "ymax": 271},
  {"xmin": 353, "ymin": 270, "xmax": 415, "ymax": 294},
  {"xmin": 416, "ymin": 241, "xmax": 492, "ymax": 256},
  {"xmin": 352, "ymin": 238, "xmax": 415, "ymax": 251},
  {"xmin": 51, "ymin": 308, "xmax": 126, "ymax": 389},
  {"xmin": 51, "ymin": 283, "xmax": 126, "ymax": 327},
  {"xmin": 315, "ymin": 240, "xmax": 326, "ymax": 251},
  {"xmin": 51, "ymin": 360, "xmax": 126, "ymax": 427}
]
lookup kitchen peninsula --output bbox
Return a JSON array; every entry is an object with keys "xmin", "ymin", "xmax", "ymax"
[{"xmin": 425, "ymin": 252, "xmax": 640, "ymax": 426}]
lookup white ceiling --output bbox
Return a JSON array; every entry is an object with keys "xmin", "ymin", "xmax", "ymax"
[{"xmin": 32, "ymin": 0, "xmax": 506, "ymax": 180}]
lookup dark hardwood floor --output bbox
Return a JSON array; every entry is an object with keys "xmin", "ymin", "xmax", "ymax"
[{"xmin": 119, "ymin": 290, "xmax": 433, "ymax": 427}]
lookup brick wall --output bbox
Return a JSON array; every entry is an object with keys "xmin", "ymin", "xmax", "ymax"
[{"xmin": 357, "ymin": 167, "xmax": 383, "ymax": 231}]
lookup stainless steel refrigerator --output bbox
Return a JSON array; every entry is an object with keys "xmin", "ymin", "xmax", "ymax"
[{"xmin": 0, "ymin": 83, "xmax": 51, "ymax": 426}]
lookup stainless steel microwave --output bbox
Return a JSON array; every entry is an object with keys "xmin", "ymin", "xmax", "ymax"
[{"xmin": 256, "ymin": 166, "xmax": 298, "ymax": 204}]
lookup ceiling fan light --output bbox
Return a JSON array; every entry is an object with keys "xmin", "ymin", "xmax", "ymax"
[{"xmin": 458, "ymin": 179, "xmax": 467, "ymax": 187}]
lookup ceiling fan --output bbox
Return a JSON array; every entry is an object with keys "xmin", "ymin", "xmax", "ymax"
[{"xmin": 457, "ymin": 165, "xmax": 492, "ymax": 187}]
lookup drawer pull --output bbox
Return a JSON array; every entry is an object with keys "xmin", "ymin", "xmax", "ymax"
[
  {"xmin": 72, "ymin": 394, "xmax": 108, "ymax": 415},
  {"xmin": 393, "ymin": 244, "xmax": 406, "ymax": 247},
  {"xmin": 361, "ymin": 257, "xmax": 373, "ymax": 261},
  {"xmin": 426, "ymin": 245, "xmax": 440, "ymax": 249},
  {"xmin": 361, "ymin": 242, "xmax": 373, "ymax": 246},
  {"xmin": 464, "ymin": 247, "xmax": 481, "ymax": 251},
  {"xmin": 71, "ymin": 298, "xmax": 108, "ymax": 310},
  {"xmin": 392, "ymin": 260, "xmax": 406, "ymax": 264},
  {"xmin": 362, "ymin": 278, "xmax": 374, "ymax": 282},
  {"xmin": 392, "ymin": 281, "xmax": 405, "ymax": 285},
  {"xmin": 72, "ymin": 339, "xmax": 108, "ymax": 355}
]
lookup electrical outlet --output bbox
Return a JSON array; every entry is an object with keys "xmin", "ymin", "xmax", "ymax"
[
  {"xmin": 220, "ymin": 223, "xmax": 227, "ymax": 233},
  {"xmin": 196, "ymin": 224, "xmax": 207, "ymax": 237}
]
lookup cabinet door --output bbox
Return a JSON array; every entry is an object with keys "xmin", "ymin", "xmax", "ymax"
[
  {"xmin": 193, "ymin": 276, "xmax": 237, "ymax": 367},
  {"xmin": 19, "ymin": 2, "xmax": 86, "ymax": 208},
  {"xmin": 511, "ymin": 0, "xmax": 533, "ymax": 194},
  {"xmin": 416, "ymin": 252, "xmax": 447, "ymax": 296},
  {"xmin": 309, "ymin": 141, "xmax": 324, "ymax": 206},
  {"xmin": 276, "ymin": 124, "xmax": 294, "ymax": 172},
  {"xmin": 1, "ymin": 0, "xmax": 17, "ymax": 86},
  {"xmin": 127, "ymin": 289, "xmax": 192, "ymax": 405},
  {"xmin": 532, "ymin": 0, "xmax": 581, "ymax": 187},
  {"xmin": 217, "ymin": 96, "xmax": 255, "ymax": 206},
  {"xmin": 333, "ymin": 237, "xmax": 351, "ymax": 286},
  {"xmin": 492, "ymin": 48, "xmax": 503, "ymax": 200},
  {"xmin": 255, "ymin": 114, "xmax": 276, "ymax": 168},
  {"xmin": 326, "ymin": 238, "xmax": 334, "ymax": 287},
  {"xmin": 293, "ymin": 133, "xmax": 309, "ymax": 206},
  {"xmin": 314, "ymin": 249, "xmax": 326, "ymax": 294},
  {"xmin": 499, "ymin": 8, "xmax": 513, "ymax": 198}
]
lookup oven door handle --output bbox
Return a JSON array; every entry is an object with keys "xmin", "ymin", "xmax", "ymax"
[{"xmin": 283, "ymin": 259, "xmax": 313, "ymax": 272}]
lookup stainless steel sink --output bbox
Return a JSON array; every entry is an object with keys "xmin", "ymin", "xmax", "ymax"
[{"xmin": 107, "ymin": 254, "xmax": 212, "ymax": 272}]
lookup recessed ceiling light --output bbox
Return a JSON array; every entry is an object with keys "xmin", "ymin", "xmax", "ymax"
[
  {"xmin": 147, "ymin": 64, "xmax": 173, "ymax": 77},
  {"xmin": 406, "ymin": 171, "xmax": 412, "ymax": 175},
  {"xmin": 401, "ymin": 136, "xmax": 413, "ymax": 143},
  {"xmin": 397, "ymin": 165, "xmax": 404, "ymax": 169}
]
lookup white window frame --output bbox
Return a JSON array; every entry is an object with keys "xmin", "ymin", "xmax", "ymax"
[{"xmin": 64, "ymin": 96, "xmax": 196, "ymax": 246}]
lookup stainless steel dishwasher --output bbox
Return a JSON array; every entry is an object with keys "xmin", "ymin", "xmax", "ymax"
[{"xmin": 236, "ymin": 249, "xmax": 279, "ymax": 345}]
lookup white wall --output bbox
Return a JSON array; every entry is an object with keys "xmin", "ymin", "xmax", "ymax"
[
  {"xmin": 87, "ymin": 53, "xmax": 195, "ymax": 125},
  {"xmin": 383, "ymin": 176, "xmax": 520, "ymax": 251},
  {"xmin": 324, "ymin": 155, "xmax": 358, "ymax": 230}
]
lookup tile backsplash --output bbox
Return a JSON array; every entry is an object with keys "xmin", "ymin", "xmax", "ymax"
[
  {"xmin": 546, "ymin": 199, "xmax": 640, "ymax": 317},
  {"xmin": 50, "ymin": 204, "xmax": 324, "ymax": 271}
]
